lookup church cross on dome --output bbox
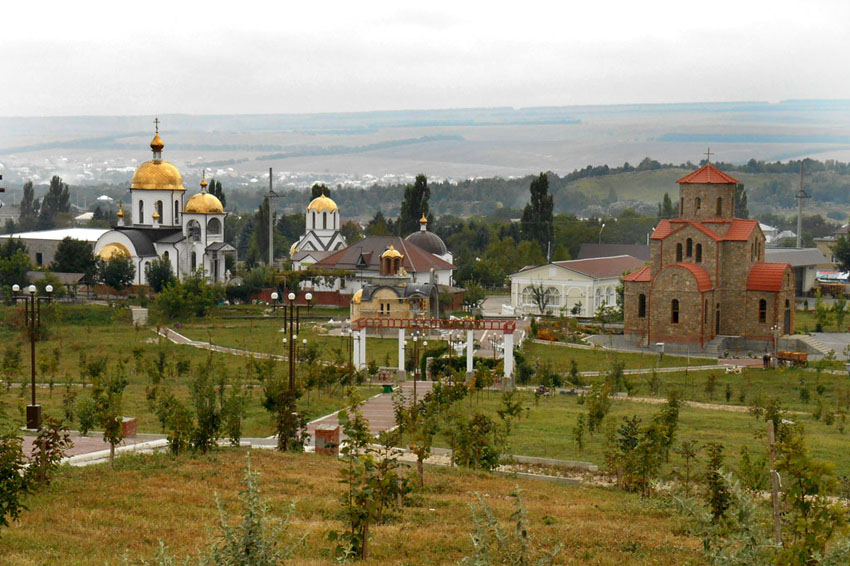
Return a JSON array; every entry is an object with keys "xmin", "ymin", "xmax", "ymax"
[
  {"xmin": 704, "ymin": 147, "xmax": 713, "ymax": 163},
  {"xmin": 154, "ymin": 117, "xmax": 160, "ymax": 133}
]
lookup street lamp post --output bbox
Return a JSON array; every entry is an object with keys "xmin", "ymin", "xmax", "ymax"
[
  {"xmin": 272, "ymin": 290, "xmax": 313, "ymax": 390},
  {"xmin": 12, "ymin": 283, "xmax": 53, "ymax": 430}
]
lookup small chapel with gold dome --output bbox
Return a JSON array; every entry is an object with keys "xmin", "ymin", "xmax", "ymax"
[
  {"xmin": 94, "ymin": 126, "xmax": 235, "ymax": 285},
  {"xmin": 289, "ymin": 191, "xmax": 348, "ymax": 270}
]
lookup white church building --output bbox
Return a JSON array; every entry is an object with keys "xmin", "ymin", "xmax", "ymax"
[
  {"xmin": 289, "ymin": 193, "xmax": 348, "ymax": 270},
  {"xmin": 93, "ymin": 127, "xmax": 235, "ymax": 285}
]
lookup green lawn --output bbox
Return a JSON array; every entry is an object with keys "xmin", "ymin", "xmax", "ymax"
[
  {"xmin": 438, "ymin": 390, "xmax": 850, "ymax": 475},
  {"xmin": 523, "ymin": 341, "xmax": 715, "ymax": 373},
  {"xmin": 0, "ymin": 304, "xmax": 378, "ymax": 435}
]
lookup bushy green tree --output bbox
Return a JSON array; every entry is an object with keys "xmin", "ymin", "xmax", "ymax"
[
  {"xmin": 144, "ymin": 257, "xmax": 176, "ymax": 293},
  {"xmin": 52, "ymin": 237, "xmax": 97, "ymax": 284},
  {"xmin": 37, "ymin": 176, "xmax": 71, "ymax": 229},
  {"xmin": 154, "ymin": 275, "xmax": 223, "ymax": 320},
  {"xmin": 98, "ymin": 255, "xmax": 135, "ymax": 291}
]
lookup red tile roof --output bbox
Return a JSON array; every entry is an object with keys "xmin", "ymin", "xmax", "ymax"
[
  {"xmin": 747, "ymin": 262, "xmax": 791, "ymax": 292},
  {"xmin": 652, "ymin": 219, "xmax": 757, "ymax": 242},
  {"xmin": 672, "ymin": 263, "xmax": 713, "ymax": 291},
  {"xmin": 650, "ymin": 220, "xmax": 673, "ymax": 240},
  {"xmin": 677, "ymin": 163, "xmax": 739, "ymax": 185},
  {"xmin": 314, "ymin": 236, "xmax": 455, "ymax": 273},
  {"xmin": 722, "ymin": 219, "xmax": 759, "ymax": 241},
  {"xmin": 622, "ymin": 265, "xmax": 651, "ymax": 283},
  {"xmin": 551, "ymin": 255, "xmax": 646, "ymax": 279}
]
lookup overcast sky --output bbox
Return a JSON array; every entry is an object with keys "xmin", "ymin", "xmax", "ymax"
[{"xmin": 2, "ymin": 0, "xmax": 849, "ymax": 117}]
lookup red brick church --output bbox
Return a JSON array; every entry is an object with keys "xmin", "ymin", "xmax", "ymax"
[{"xmin": 623, "ymin": 162, "xmax": 795, "ymax": 348}]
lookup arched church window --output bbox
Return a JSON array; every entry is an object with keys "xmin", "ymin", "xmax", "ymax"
[
  {"xmin": 638, "ymin": 294, "xmax": 646, "ymax": 318},
  {"xmin": 676, "ymin": 243, "xmax": 683, "ymax": 262},
  {"xmin": 695, "ymin": 197, "xmax": 701, "ymax": 211},
  {"xmin": 187, "ymin": 220, "xmax": 201, "ymax": 242},
  {"xmin": 671, "ymin": 299, "xmax": 680, "ymax": 324},
  {"xmin": 162, "ymin": 250, "xmax": 170, "ymax": 264},
  {"xmin": 323, "ymin": 212, "xmax": 327, "ymax": 230},
  {"xmin": 696, "ymin": 244, "xmax": 702, "ymax": 263},
  {"xmin": 686, "ymin": 238, "xmax": 693, "ymax": 257},
  {"xmin": 207, "ymin": 217, "xmax": 221, "ymax": 235},
  {"xmin": 174, "ymin": 200, "xmax": 180, "ymax": 223},
  {"xmin": 545, "ymin": 287, "xmax": 561, "ymax": 307},
  {"xmin": 605, "ymin": 286, "xmax": 614, "ymax": 305},
  {"xmin": 595, "ymin": 287, "xmax": 603, "ymax": 307},
  {"xmin": 716, "ymin": 197, "xmax": 722, "ymax": 216},
  {"xmin": 139, "ymin": 200, "xmax": 144, "ymax": 224},
  {"xmin": 759, "ymin": 299, "xmax": 767, "ymax": 323},
  {"xmin": 191, "ymin": 251, "xmax": 197, "ymax": 272},
  {"xmin": 155, "ymin": 200, "xmax": 163, "ymax": 223}
]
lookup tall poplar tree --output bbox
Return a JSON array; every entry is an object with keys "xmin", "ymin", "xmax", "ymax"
[
  {"xmin": 399, "ymin": 174, "xmax": 430, "ymax": 236},
  {"xmin": 520, "ymin": 172, "xmax": 554, "ymax": 253}
]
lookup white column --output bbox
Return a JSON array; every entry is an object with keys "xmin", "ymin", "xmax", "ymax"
[
  {"xmin": 466, "ymin": 329, "xmax": 474, "ymax": 373},
  {"xmin": 503, "ymin": 332, "xmax": 514, "ymax": 377},
  {"xmin": 359, "ymin": 328, "xmax": 367, "ymax": 370},
  {"xmin": 352, "ymin": 331, "xmax": 361, "ymax": 368},
  {"xmin": 398, "ymin": 328, "xmax": 406, "ymax": 372}
]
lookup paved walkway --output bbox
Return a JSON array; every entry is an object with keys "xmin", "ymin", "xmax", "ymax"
[{"xmin": 306, "ymin": 381, "xmax": 433, "ymax": 442}]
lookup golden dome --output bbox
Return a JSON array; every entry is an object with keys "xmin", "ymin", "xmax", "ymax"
[
  {"xmin": 98, "ymin": 242, "xmax": 131, "ymax": 260},
  {"xmin": 420, "ymin": 213, "xmax": 428, "ymax": 225},
  {"xmin": 184, "ymin": 192, "xmax": 224, "ymax": 214},
  {"xmin": 381, "ymin": 245, "xmax": 403, "ymax": 259},
  {"xmin": 352, "ymin": 289, "xmax": 363, "ymax": 304},
  {"xmin": 131, "ymin": 160, "xmax": 186, "ymax": 191},
  {"xmin": 200, "ymin": 177, "xmax": 208, "ymax": 189},
  {"xmin": 307, "ymin": 194, "xmax": 338, "ymax": 213},
  {"xmin": 289, "ymin": 241, "xmax": 298, "ymax": 255},
  {"xmin": 150, "ymin": 132, "xmax": 164, "ymax": 152},
  {"xmin": 152, "ymin": 210, "xmax": 160, "ymax": 220},
  {"xmin": 116, "ymin": 205, "xmax": 124, "ymax": 218}
]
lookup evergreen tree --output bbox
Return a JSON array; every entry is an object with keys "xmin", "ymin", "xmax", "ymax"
[
  {"xmin": 310, "ymin": 183, "xmax": 330, "ymax": 200},
  {"xmin": 520, "ymin": 172, "xmax": 554, "ymax": 252},
  {"xmin": 734, "ymin": 184, "xmax": 749, "ymax": 218},
  {"xmin": 657, "ymin": 192, "xmax": 676, "ymax": 219},
  {"xmin": 18, "ymin": 181, "xmax": 38, "ymax": 231},
  {"xmin": 37, "ymin": 176, "xmax": 71, "ymax": 230},
  {"xmin": 366, "ymin": 211, "xmax": 391, "ymax": 236},
  {"xmin": 208, "ymin": 178, "xmax": 226, "ymax": 209},
  {"xmin": 399, "ymin": 174, "xmax": 430, "ymax": 236}
]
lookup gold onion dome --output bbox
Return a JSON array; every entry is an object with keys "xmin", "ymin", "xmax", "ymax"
[
  {"xmin": 289, "ymin": 242, "xmax": 298, "ymax": 255},
  {"xmin": 131, "ymin": 130, "xmax": 186, "ymax": 191},
  {"xmin": 98, "ymin": 242, "xmax": 131, "ymax": 260},
  {"xmin": 307, "ymin": 194, "xmax": 338, "ymax": 213},
  {"xmin": 420, "ymin": 213, "xmax": 428, "ymax": 225},
  {"xmin": 116, "ymin": 205, "xmax": 124, "ymax": 218},
  {"xmin": 381, "ymin": 244, "xmax": 403, "ymax": 259},
  {"xmin": 185, "ymin": 192, "xmax": 224, "ymax": 214},
  {"xmin": 152, "ymin": 210, "xmax": 160, "ymax": 220},
  {"xmin": 150, "ymin": 132, "xmax": 164, "ymax": 153},
  {"xmin": 351, "ymin": 289, "xmax": 363, "ymax": 304}
]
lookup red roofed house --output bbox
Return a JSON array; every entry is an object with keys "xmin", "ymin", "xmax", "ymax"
[{"xmin": 622, "ymin": 163, "xmax": 795, "ymax": 348}]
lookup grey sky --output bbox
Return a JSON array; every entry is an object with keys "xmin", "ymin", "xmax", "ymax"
[{"xmin": 3, "ymin": 0, "xmax": 849, "ymax": 117}]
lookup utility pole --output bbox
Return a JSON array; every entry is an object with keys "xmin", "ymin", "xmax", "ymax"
[
  {"xmin": 768, "ymin": 419, "xmax": 782, "ymax": 545},
  {"xmin": 795, "ymin": 162, "xmax": 810, "ymax": 249},
  {"xmin": 267, "ymin": 167, "xmax": 281, "ymax": 267}
]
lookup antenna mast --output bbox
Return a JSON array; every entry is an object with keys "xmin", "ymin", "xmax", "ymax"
[{"xmin": 795, "ymin": 162, "xmax": 810, "ymax": 249}]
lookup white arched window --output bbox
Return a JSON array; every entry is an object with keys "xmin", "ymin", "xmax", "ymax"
[
  {"xmin": 544, "ymin": 287, "xmax": 561, "ymax": 307},
  {"xmin": 521, "ymin": 287, "xmax": 535, "ymax": 306},
  {"xmin": 207, "ymin": 217, "xmax": 221, "ymax": 235},
  {"xmin": 187, "ymin": 220, "xmax": 201, "ymax": 242},
  {"xmin": 605, "ymin": 286, "xmax": 614, "ymax": 306},
  {"xmin": 138, "ymin": 200, "xmax": 144, "ymax": 224},
  {"xmin": 595, "ymin": 287, "xmax": 603, "ymax": 306},
  {"xmin": 174, "ymin": 200, "xmax": 180, "ymax": 223}
]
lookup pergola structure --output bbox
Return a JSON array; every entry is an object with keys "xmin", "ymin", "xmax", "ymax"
[{"xmin": 350, "ymin": 317, "xmax": 517, "ymax": 378}]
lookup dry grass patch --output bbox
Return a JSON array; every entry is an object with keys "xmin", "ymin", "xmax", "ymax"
[{"xmin": 1, "ymin": 449, "xmax": 704, "ymax": 565}]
